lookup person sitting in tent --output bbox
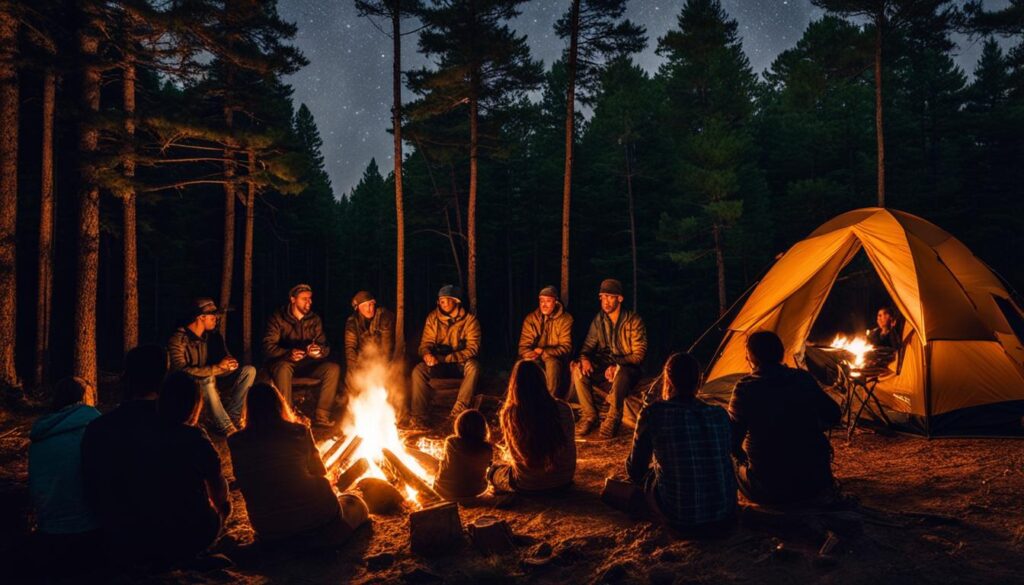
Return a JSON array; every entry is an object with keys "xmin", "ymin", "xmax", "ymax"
[
  {"xmin": 729, "ymin": 331, "xmax": 841, "ymax": 506},
  {"xmin": 626, "ymin": 352, "xmax": 736, "ymax": 533},
  {"xmin": 866, "ymin": 306, "xmax": 902, "ymax": 366}
]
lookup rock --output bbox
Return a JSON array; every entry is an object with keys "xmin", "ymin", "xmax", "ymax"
[
  {"xmin": 357, "ymin": 477, "xmax": 404, "ymax": 514},
  {"xmin": 365, "ymin": 552, "xmax": 395, "ymax": 571}
]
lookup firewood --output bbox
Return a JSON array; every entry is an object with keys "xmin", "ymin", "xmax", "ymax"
[
  {"xmin": 409, "ymin": 501, "xmax": 463, "ymax": 556},
  {"xmin": 336, "ymin": 457, "xmax": 370, "ymax": 492},
  {"xmin": 325, "ymin": 435, "xmax": 363, "ymax": 472},
  {"xmin": 381, "ymin": 447, "xmax": 443, "ymax": 504}
]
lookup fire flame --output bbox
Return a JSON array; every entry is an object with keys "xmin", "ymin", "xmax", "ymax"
[
  {"xmin": 830, "ymin": 334, "xmax": 875, "ymax": 372},
  {"xmin": 318, "ymin": 349, "xmax": 435, "ymax": 508}
]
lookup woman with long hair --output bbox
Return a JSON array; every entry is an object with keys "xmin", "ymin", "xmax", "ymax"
[
  {"xmin": 489, "ymin": 361, "xmax": 576, "ymax": 493},
  {"xmin": 228, "ymin": 383, "xmax": 368, "ymax": 547}
]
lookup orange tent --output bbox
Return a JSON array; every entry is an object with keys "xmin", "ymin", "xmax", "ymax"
[{"xmin": 702, "ymin": 208, "xmax": 1024, "ymax": 435}]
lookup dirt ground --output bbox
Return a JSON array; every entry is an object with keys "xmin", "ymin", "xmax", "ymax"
[{"xmin": 2, "ymin": 401, "xmax": 1024, "ymax": 585}]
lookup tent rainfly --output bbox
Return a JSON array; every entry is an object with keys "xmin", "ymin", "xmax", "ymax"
[{"xmin": 702, "ymin": 208, "xmax": 1024, "ymax": 436}]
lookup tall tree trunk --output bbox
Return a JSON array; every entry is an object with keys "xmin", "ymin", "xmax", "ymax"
[
  {"xmin": 874, "ymin": 14, "xmax": 886, "ymax": 208},
  {"xmin": 560, "ymin": 0, "xmax": 580, "ymax": 308},
  {"xmin": 0, "ymin": 9, "xmax": 18, "ymax": 391},
  {"xmin": 219, "ymin": 105, "xmax": 235, "ymax": 337},
  {"xmin": 467, "ymin": 79, "xmax": 479, "ymax": 313},
  {"xmin": 122, "ymin": 57, "xmax": 139, "ymax": 353},
  {"xmin": 243, "ymin": 150, "xmax": 255, "ymax": 364},
  {"xmin": 392, "ymin": 5, "xmax": 406, "ymax": 358},
  {"xmin": 75, "ymin": 14, "xmax": 102, "ymax": 395},
  {"xmin": 712, "ymin": 223, "xmax": 726, "ymax": 317},
  {"xmin": 35, "ymin": 70, "xmax": 56, "ymax": 387},
  {"xmin": 624, "ymin": 142, "xmax": 638, "ymax": 312}
]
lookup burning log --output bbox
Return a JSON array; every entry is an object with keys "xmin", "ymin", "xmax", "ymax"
[
  {"xmin": 409, "ymin": 501, "xmax": 464, "ymax": 556},
  {"xmin": 336, "ymin": 457, "xmax": 370, "ymax": 492},
  {"xmin": 381, "ymin": 447, "xmax": 442, "ymax": 505},
  {"xmin": 325, "ymin": 435, "xmax": 363, "ymax": 472}
]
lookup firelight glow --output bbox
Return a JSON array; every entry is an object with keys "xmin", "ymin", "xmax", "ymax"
[{"xmin": 830, "ymin": 334, "xmax": 875, "ymax": 370}]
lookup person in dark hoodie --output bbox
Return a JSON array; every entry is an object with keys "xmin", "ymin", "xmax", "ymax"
[
  {"xmin": 80, "ymin": 344, "xmax": 168, "ymax": 567},
  {"xmin": 728, "ymin": 331, "xmax": 842, "ymax": 506},
  {"xmin": 28, "ymin": 377, "xmax": 102, "ymax": 570},
  {"xmin": 518, "ymin": 285, "xmax": 573, "ymax": 396},
  {"xmin": 430, "ymin": 409, "xmax": 494, "ymax": 500},
  {"xmin": 263, "ymin": 284, "xmax": 341, "ymax": 427}
]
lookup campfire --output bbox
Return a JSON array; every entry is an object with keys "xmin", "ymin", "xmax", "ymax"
[
  {"xmin": 830, "ymin": 333, "xmax": 875, "ymax": 377},
  {"xmin": 316, "ymin": 359, "xmax": 439, "ymax": 508}
]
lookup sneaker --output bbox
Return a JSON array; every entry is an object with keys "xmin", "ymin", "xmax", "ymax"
[
  {"xmin": 575, "ymin": 416, "xmax": 598, "ymax": 437},
  {"xmin": 210, "ymin": 422, "xmax": 238, "ymax": 437},
  {"xmin": 314, "ymin": 409, "xmax": 335, "ymax": 428},
  {"xmin": 598, "ymin": 417, "xmax": 621, "ymax": 440}
]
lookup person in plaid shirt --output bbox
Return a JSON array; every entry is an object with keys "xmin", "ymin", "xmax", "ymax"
[{"xmin": 626, "ymin": 352, "xmax": 737, "ymax": 531}]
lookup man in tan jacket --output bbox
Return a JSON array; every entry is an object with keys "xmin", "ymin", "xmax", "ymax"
[
  {"xmin": 572, "ymin": 278, "xmax": 647, "ymax": 439},
  {"xmin": 518, "ymin": 285, "xmax": 573, "ymax": 396},
  {"xmin": 409, "ymin": 285, "xmax": 481, "ymax": 426}
]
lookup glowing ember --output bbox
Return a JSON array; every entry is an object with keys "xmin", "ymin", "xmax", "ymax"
[{"xmin": 830, "ymin": 334, "xmax": 875, "ymax": 372}]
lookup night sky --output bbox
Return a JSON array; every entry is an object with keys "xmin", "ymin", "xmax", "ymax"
[{"xmin": 277, "ymin": 0, "xmax": 1012, "ymax": 198}]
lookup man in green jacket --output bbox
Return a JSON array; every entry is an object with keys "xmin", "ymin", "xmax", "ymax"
[
  {"xmin": 518, "ymin": 285, "xmax": 573, "ymax": 396},
  {"xmin": 168, "ymin": 298, "xmax": 256, "ymax": 435},
  {"xmin": 409, "ymin": 285, "xmax": 481, "ymax": 426},
  {"xmin": 344, "ymin": 290, "xmax": 396, "ymax": 391},
  {"xmin": 263, "ymin": 284, "xmax": 341, "ymax": 427},
  {"xmin": 572, "ymin": 278, "xmax": 647, "ymax": 439}
]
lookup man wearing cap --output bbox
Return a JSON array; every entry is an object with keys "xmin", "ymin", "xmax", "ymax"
[
  {"xmin": 571, "ymin": 278, "xmax": 648, "ymax": 439},
  {"xmin": 168, "ymin": 298, "xmax": 256, "ymax": 435},
  {"xmin": 263, "ymin": 284, "xmax": 341, "ymax": 427},
  {"xmin": 518, "ymin": 285, "xmax": 573, "ymax": 396},
  {"xmin": 409, "ymin": 284, "xmax": 482, "ymax": 425},
  {"xmin": 344, "ymin": 290, "xmax": 396, "ymax": 386}
]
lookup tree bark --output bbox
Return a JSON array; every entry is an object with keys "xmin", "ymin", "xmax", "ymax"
[
  {"xmin": 0, "ymin": 9, "xmax": 19, "ymax": 391},
  {"xmin": 75, "ymin": 14, "xmax": 102, "ymax": 394},
  {"xmin": 243, "ymin": 150, "xmax": 255, "ymax": 364},
  {"xmin": 713, "ymin": 223, "xmax": 726, "ymax": 317},
  {"xmin": 35, "ymin": 70, "xmax": 56, "ymax": 387},
  {"xmin": 624, "ymin": 143, "xmax": 638, "ymax": 312},
  {"xmin": 874, "ymin": 14, "xmax": 886, "ymax": 208},
  {"xmin": 219, "ymin": 105, "xmax": 235, "ymax": 337},
  {"xmin": 392, "ymin": 4, "xmax": 406, "ymax": 358},
  {"xmin": 122, "ymin": 56, "xmax": 139, "ymax": 353},
  {"xmin": 467, "ymin": 76, "xmax": 479, "ymax": 313},
  {"xmin": 560, "ymin": 0, "xmax": 580, "ymax": 308}
]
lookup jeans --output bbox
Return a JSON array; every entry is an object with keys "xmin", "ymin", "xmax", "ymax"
[
  {"xmin": 571, "ymin": 361, "xmax": 642, "ymax": 421},
  {"xmin": 522, "ymin": 356, "xmax": 566, "ymax": 397},
  {"xmin": 410, "ymin": 359, "xmax": 480, "ymax": 417},
  {"xmin": 199, "ymin": 365, "xmax": 256, "ymax": 431},
  {"xmin": 268, "ymin": 358, "xmax": 342, "ymax": 416}
]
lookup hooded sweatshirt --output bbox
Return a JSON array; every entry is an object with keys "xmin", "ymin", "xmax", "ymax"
[{"xmin": 29, "ymin": 403, "xmax": 102, "ymax": 534}]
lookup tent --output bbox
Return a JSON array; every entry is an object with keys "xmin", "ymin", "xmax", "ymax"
[{"xmin": 702, "ymin": 208, "xmax": 1024, "ymax": 436}]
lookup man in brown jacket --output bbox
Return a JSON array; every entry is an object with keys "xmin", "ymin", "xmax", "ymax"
[
  {"xmin": 344, "ymin": 290, "xmax": 396, "ymax": 391},
  {"xmin": 409, "ymin": 285, "xmax": 481, "ymax": 426},
  {"xmin": 168, "ymin": 298, "xmax": 256, "ymax": 435},
  {"xmin": 518, "ymin": 285, "xmax": 573, "ymax": 396},
  {"xmin": 571, "ymin": 278, "xmax": 647, "ymax": 439},
  {"xmin": 263, "ymin": 284, "xmax": 341, "ymax": 427}
]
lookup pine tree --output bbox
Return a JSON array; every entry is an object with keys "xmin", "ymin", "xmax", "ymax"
[
  {"xmin": 0, "ymin": 1, "xmax": 19, "ymax": 392},
  {"xmin": 554, "ymin": 0, "xmax": 646, "ymax": 307},
  {"xmin": 407, "ymin": 0, "xmax": 543, "ymax": 312},
  {"xmin": 810, "ymin": 0, "xmax": 959, "ymax": 207}
]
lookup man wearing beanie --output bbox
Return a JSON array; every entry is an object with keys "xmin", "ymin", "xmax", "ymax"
[
  {"xmin": 571, "ymin": 278, "xmax": 648, "ymax": 439},
  {"xmin": 263, "ymin": 284, "xmax": 341, "ymax": 427},
  {"xmin": 344, "ymin": 290, "xmax": 396, "ymax": 387},
  {"xmin": 408, "ymin": 284, "xmax": 482, "ymax": 426},
  {"xmin": 518, "ymin": 285, "xmax": 573, "ymax": 396}
]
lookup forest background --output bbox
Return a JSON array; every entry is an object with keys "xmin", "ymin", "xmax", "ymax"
[{"xmin": 1, "ymin": 0, "xmax": 1022, "ymax": 393}]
